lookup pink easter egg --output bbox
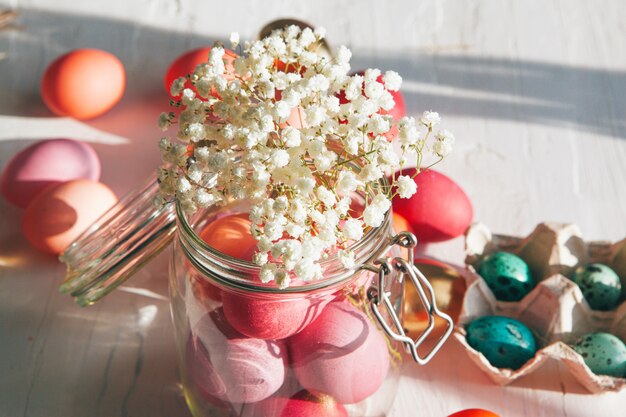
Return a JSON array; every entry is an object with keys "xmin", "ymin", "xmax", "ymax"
[
  {"xmin": 0, "ymin": 139, "xmax": 101, "ymax": 208},
  {"xmin": 222, "ymin": 290, "xmax": 331, "ymax": 340},
  {"xmin": 22, "ymin": 179, "xmax": 117, "ymax": 254},
  {"xmin": 289, "ymin": 301, "xmax": 390, "ymax": 404},
  {"xmin": 187, "ymin": 309, "xmax": 287, "ymax": 404}
]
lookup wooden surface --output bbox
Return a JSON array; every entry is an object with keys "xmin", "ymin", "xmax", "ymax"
[{"xmin": 1, "ymin": 1, "xmax": 625, "ymax": 416}]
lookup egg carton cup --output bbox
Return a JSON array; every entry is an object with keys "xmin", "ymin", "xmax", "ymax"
[{"xmin": 455, "ymin": 222, "xmax": 626, "ymax": 393}]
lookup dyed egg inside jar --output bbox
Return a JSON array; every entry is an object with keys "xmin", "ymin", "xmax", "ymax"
[
  {"xmin": 289, "ymin": 301, "xmax": 390, "ymax": 404},
  {"xmin": 478, "ymin": 252, "xmax": 534, "ymax": 302},
  {"xmin": 466, "ymin": 316, "xmax": 537, "ymax": 370},
  {"xmin": 571, "ymin": 332, "xmax": 626, "ymax": 378},
  {"xmin": 251, "ymin": 390, "xmax": 349, "ymax": 417},
  {"xmin": 186, "ymin": 308, "xmax": 288, "ymax": 404},
  {"xmin": 571, "ymin": 263, "xmax": 622, "ymax": 311}
]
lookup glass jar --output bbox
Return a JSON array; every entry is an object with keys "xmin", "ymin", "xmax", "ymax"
[{"xmin": 60, "ymin": 179, "xmax": 453, "ymax": 417}]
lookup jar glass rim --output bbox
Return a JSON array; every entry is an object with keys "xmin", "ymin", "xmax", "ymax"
[{"xmin": 176, "ymin": 183, "xmax": 393, "ymax": 294}]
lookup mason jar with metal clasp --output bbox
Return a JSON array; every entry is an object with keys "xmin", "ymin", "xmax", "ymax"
[{"xmin": 59, "ymin": 177, "xmax": 453, "ymax": 417}]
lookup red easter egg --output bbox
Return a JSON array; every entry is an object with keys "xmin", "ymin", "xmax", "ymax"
[
  {"xmin": 289, "ymin": 301, "xmax": 390, "ymax": 404},
  {"xmin": 187, "ymin": 309, "xmax": 287, "ymax": 404},
  {"xmin": 447, "ymin": 409, "xmax": 500, "ymax": 417},
  {"xmin": 222, "ymin": 290, "xmax": 331, "ymax": 340},
  {"xmin": 392, "ymin": 169, "xmax": 473, "ymax": 243},
  {"xmin": 254, "ymin": 390, "xmax": 348, "ymax": 417},
  {"xmin": 164, "ymin": 47, "xmax": 237, "ymax": 98}
]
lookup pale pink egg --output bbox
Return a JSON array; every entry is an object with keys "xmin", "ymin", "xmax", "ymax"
[
  {"xmin": 0, "ymin": 139, "xmax": 100, "ymax": 208},
  {"xmin": 187, "ymin": 308, "xmax": 287, "ymax": 404},
  {"xmin": 22, "ymin": 179, "xmax": 117, "ymax": 254},
  {"xmin": 289, "ymin": 301, "xmax": 390, "ymax": 404}
]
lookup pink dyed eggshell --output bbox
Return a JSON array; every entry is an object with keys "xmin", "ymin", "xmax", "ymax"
[
  {"xmin": 0, "ymin": 139, "xmax": 101, "ymax": 208},
  {"xmin": 187, "ymin": 309, "xmax": 287, "ymax": 404},
  {"xmin": 289, "ymin": 301, "xmax": 390, "ymax": 404},
  {"xmin": 22, "ymin": 179, "xmax": 117, "ymax": 254},
  {"xmin": 392, "ymin": 168, "xmax": 473, "ymax": 243},
  {"xmin": 222, "ymin": 290, "xmax": 331, "ymax": 340}
]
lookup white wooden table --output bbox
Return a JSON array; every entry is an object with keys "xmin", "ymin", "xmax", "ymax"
[{"xmin": 1, "ymin": 1, "xmax": 625, "ymax": 416}]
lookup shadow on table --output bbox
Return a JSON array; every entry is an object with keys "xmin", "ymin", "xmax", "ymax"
[{"xmin": 2, "ymin": 7, "xmax": 626, "ymax": 143}]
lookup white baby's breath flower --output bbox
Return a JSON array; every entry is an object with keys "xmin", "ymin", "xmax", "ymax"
[
  {"xmin": 170, "ymin": 77, "xmax": 186, "ymax": 97},
  {"xmin": 342, "ymin": 218, "xmax": 364, "ymax": 241},
  {"xmin": 282, "ymin": 126, "xmax": 301, "ymax": 148},
  {"xmin": 433, "ymin": 129, "xmax": 455, "ymax": 157},
  {"xmin": 338, "ymin": 249, "xmax": 356, "ymax": 269},
  {"xmin": 270, "ymin": 149, "xmax": 290, "ymax": 168},
  {"xmin": 273, "ymin": 101, "xmax": 291, "ymax": 122},
  {"xmin": 157, "ymin": 25, "xmax": 453, "ymax": 287},
  {"xmin": 336, "ymin": 170, "xmax": 359, "ymax": 195},
  {"xmin": 316, "ymin": 186, "xmax": 337, "ymax": 208},
  {"xmin": 396, "ymin": 175, "xmax": 417, "ymax": 199},
  {"xmin": 260, "ymin": 263, "xmax": 277, "ymax": 283},
  {"xmin": 420, "ymin": 110, "xmax": 441, "ymax": 127},
  {"xmin": 230, "ymin": 32, "xmax": 240, "ymax": 48},
  {"xmin": 382, "ymin": 71, "xmax": 402, "ymax": 91},
  {"xmin": 158, "ymin": 113, "xmax": 172, "ymax": 131}
]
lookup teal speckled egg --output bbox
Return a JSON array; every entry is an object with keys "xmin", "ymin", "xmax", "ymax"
[
  {"xmin": 466, "ymin": 316, "xmax": 537, "ymax": 370},
  {"xmin": 572, "ymin": 333, "xmax": 626, "ymax": 378},
  {"xmin": 478, "ymin": 252, "xmax": 534, "ymax": 302},
  {"xmin": 571, "ymin": 263, "xmax": 622, "ymax": 311}
]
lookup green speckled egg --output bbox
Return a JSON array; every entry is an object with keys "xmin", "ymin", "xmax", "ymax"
[
  {"xmin": 466, "ymin": 316, "xmax": 537, "ymax": 370},
  {"xmin": 571, "ymin": 263, "xmax": 622, "ymax": 311},
  {"xmin": 572, "ymin": 332, "xmax": 626, "ymax": 378},
  {"xmin": 477, "ymin": 252, "xmax": 534, "ymax": 302}
]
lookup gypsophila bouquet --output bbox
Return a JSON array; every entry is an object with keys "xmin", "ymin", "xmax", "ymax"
[{"xmin": 157, "ymin": 25, "xmax": 454, "ymax": 288}]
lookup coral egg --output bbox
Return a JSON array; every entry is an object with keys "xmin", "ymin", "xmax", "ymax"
[
  {"xmin": 0, "ymin": 139, "xmax": 100, "ymax": 208},
  {"xmin": 289, "ymin": 301, "xmax": 390, "ymax": 404},
  {"xmin": 22, "ymin": 179, "xmax": 117, "ymax": 254},
  {"xmin": 164, "ymin": 47, "xmax": 237, "ymax": 98},
  {"xmin": 187, "ymin": 309, "xmax": 287, "ymax": 404},
  {"xmin": 392, "ymin": 169, "xmax": 473, "ymax": 243},
  {"xmin": 41, "ymin": 49, "xmax": 125, "ymax": 119},
  {"xmin": 198, "ymin": 213, "xmax": 258, "ymax": 261}
]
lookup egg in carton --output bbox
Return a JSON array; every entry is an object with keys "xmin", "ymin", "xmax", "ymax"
[{"xmin": 455, "ymin": 222, "xmax": 626, "ymax": 393}]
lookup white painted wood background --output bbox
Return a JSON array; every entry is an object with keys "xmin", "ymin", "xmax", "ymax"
[{"xmin": 1, "ymin": 0, "xmax": 625, "ymax": 416}]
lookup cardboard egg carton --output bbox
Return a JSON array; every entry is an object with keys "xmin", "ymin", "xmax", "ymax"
[{"xmin": 455, "ymin": 222, "xmax": 626, "ymax": 393}]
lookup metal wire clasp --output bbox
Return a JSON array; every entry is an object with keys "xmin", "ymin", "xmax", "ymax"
[{"xmin": 364, "ymin": 231, "xmax": 453, "ymax": 365}]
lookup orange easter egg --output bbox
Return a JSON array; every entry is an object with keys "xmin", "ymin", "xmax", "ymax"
[
  {"xmin": 41, "ymin": 49, "xmax": 125, "ymax": 119},
  {"xmin": 198, "ymin": 213, "xmax": 257, "ymax": 261}
]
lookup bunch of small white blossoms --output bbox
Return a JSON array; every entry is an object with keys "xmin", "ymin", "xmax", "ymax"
[{"xmin": 157, "ymin": 25, "xmax": 454, "ymax": 288}]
